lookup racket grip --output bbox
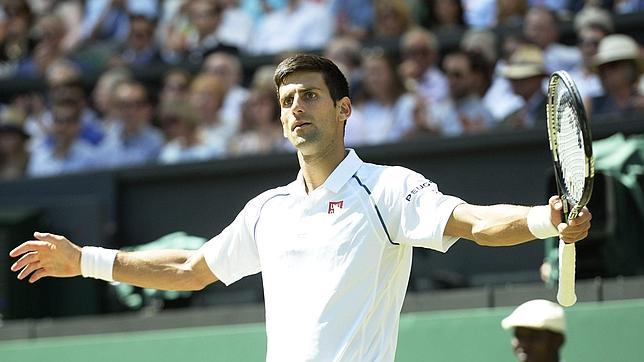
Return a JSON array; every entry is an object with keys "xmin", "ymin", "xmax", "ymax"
[{"xmin": 557, "ymin": 240, "xmax": 577, "ymax": 307}]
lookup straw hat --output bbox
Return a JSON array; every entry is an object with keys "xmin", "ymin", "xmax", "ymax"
[
  {"xmin": 501, "ymin": 299, "xmax": 566, "ymax": 334},
  {"xmin": 502, "ymin": 45, "xmax": 547, "ymax": 80},
  {"xmin": 593, "ymin": 34, "xmax": 641, "ymax": 67},
  {"xmin": 0, "ymin": 106, "xmax": 28, "ymax": 139}
]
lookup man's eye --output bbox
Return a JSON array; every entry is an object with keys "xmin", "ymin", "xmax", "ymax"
[
  {"xmin": 282, "ymin": 97, "xmax": 293, "ymax": 107},
  {"xmin": 305, "ymin": 92, "xmax": 317, "ymax": 100}
]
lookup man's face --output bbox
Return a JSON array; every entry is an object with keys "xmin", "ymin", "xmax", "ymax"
[
  {"xmin": 189, "ymin": 0, "xmax": 221, "ymax": 37},
  {"xmin": 203, "ymin": 54, "xmax": 238, "ymax": 91},
  {"xmin": 115, "ymin": 84, "xmax": 151, "ymax": 132},
  {"xmin": 512, "ymin": 327, "xmax": 562, "ymax": 362},
  {"xmin": 524, "ymin": 9, "xmax": 557, "ymax": 49},
  {"xmin": 509, "ymin": 76, "xmax": 543, "ymax": 100},
  {"xmin": 443, "ymin": 54, "xmax": 472, "ymax": 100},
  {"xmin": 402, "ymin": 36, "xmax": 435, "ymax": 77},
  {"xmin": 277, "ymin": 72, "xmax": 348, "ymax": 154}
]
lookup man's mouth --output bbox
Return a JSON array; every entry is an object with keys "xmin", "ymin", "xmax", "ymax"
[{"xmin": 292, "ymin": 121, "xmax": 311, "ymax": 131}]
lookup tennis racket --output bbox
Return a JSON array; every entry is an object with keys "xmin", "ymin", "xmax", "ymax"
[{"xmin": 546, "ymin": 70, "xmax": 594, "ymax": 307}]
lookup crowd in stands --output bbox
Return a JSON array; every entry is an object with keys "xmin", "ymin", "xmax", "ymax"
[{"xmin": 0, "ymin": 0, "xmax": 642, "ymax": 180}]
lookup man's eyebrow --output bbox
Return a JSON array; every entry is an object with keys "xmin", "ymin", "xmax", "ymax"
[{"xmin": 279, "ymin": 87, "xmax": 322, "ymax": 98}]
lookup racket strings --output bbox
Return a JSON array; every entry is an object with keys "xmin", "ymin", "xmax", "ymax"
[{"xmin": 555, "ymin": 89, "xmax": 585, "ymax": 204}]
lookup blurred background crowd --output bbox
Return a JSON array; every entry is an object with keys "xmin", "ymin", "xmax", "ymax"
[{"xmin": 0, "ymin": 0, "xmax": 642, "ymax": 180}]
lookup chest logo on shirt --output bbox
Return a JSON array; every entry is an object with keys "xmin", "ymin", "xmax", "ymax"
[{"xmin": 328, "ymin": 200, "xmax": 344, "ymax": 214}]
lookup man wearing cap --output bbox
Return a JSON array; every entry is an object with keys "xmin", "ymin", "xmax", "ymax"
[
  {"xmin": 502, "ymin": 299, "xmax": 566, "ymax": 362},
  {"xmin": 501, "ymin": 45, "xmax": 548, "ymax": 129},
  {"xmin": 588, "ymin": 34, "xmax": 644, "ymax": 119}
]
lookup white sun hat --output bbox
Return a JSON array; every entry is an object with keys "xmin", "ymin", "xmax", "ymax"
[
  {"xmin": 501, "ymin": 299, "xmax": 566, "ymax": 334},
  {"xmin": 593, "ymin": 34, "xmax": 641, "ymax": 67}
]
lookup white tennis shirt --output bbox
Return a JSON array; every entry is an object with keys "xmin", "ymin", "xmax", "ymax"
[{"xmin": 201, "ymin": 149, "xmax": 465, "ymax": 361}]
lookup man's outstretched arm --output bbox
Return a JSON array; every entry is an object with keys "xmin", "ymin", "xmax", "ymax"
[
  {"xmin": 444, "ymin": 196, "xmax": 592, "ymax": 246},
  {"xmin": 9, "ymin": 232, "xmax": 218, "ymax": 291}
]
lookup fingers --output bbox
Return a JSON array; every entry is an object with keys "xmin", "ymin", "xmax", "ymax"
[
  {"xmin": 29, "ymin": 268, "xmax": 49, "ymax": 283},
  {"xmin": 17, "ymin": 260, "xmax": 41, "ymax": 281},
  {"xmin": 9, "ymin": 240, "xmax": 51, "ymax": 258},
  {"xmin": 11, "ymin": 251, "xmax": 39, "ymax": 272},
  {"xmin": 558, "ymin": 208, "xmax": 592, "ymax": 243},
  {"xmin": 33, "ymin": 231, "xmax": 65, "ymax": 243}
]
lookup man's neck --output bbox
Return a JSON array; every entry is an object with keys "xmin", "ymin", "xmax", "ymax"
[{"xmin": 298, "ymin": 144, "xmax": 346, "ymax": 194}]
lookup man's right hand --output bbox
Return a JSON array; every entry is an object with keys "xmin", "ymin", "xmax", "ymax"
[{"xmin": 9, "ymin": 232, "xmax": 82, "ymax": 283}]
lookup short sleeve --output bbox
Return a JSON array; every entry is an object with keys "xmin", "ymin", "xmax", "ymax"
[
  {"xmin": 199, "ymin": 203, "xmax": 261, "ymax": 286},
  {"xmin": 389, "ymin": 168, "xmax": 465, "ymax": 252}
]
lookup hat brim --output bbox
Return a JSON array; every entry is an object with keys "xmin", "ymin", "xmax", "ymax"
[{"xmin": 503, "ymin": 64, "xmax": 547, "ymax": 80}]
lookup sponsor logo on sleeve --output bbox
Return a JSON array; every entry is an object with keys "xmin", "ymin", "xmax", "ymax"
[{"xmin": 405, "ymin": 181, "xmax": 436, "ymax": 201}]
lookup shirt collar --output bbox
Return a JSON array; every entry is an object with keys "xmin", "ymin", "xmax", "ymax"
[{"xmin": 291, "ymin": 149, "xmax": 364, "ymax": 195}]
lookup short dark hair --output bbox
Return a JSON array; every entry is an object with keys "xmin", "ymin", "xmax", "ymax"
[{"xmin": 274, "ymin": 54, "xmax": 349, "ymax": 104}]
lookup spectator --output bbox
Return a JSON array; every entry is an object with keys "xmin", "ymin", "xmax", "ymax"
[
  {"xmin": 96, "ymin": 80, "xmax": 164, "ymax": 168},
  {"xmin": 22, "ymin": 61, "xmax": 104, "ymax": 148},
  {"xmin": 0, "ymin": 105, "xmax": 28, "ymax": 180},
  {"xmin": 109, "ymin": 13, "xmax": 163, "ymax": 68},
  {"xmin": 0, "ymin": 0, "xmax": 35, "ymax": 76},
  {"xmin": 501, "ymin": 299, "xmax": 566, "ymax": 362},
  {"xmin": 323, "ymin": 36, "xmax": 364, "ymax": 97},
  {"xmin": 28, "ymin": 0, "xmax": 84, "ymax": 53},
  {"xmin": 15, "ymin": 14, "xmax": 69, "ymax": 77},
  {"xmin": 27, "ymin": 97, "xmax": 98, "ymax": 177},
  {"xmin": 496, "ymin": 0, "xmax": 528, "ymax": 27},
  {"xmin": 523, "ymin": 6, "xmax": 582, "ymax": 73},
  {"xmin": 588, "ymin": 34, "xmax": 644, "ymax": 119},
  {"xmin": 189, "ymin": 73, "xmax": 231, "ymax": 158},
  {"xmin": 247, "ymin": 0, "xmax": 333, "ymax": 55},
  {"xmin": 330, "ymin": 0, "xmax": 374, "ymax": 40},
  {"xmin": 79, "ymin": 0, "xmax": 158, "ymax": 46},
  {"xmin": 460, "ymin": 29, "xmax": 524, "ymax": 122},
  {"xmin": 399, "ymin": 27, "xmax": 449, "ymax": 104},
  {"xmin": 159, "ymin": 67, "xmax": 191, "ymax": 105},
  {"xmin": 372, "ymin": 0, "xmax": 413, "ymax": 39},
  {"xmin": 201, "ymin": 50, "xmax": 248, "ymax": 133},
  {"xmin": 440, "ymin": 50, "xmax": 495, "ymax": 133},
  {"xmin": 228, "ymin": 65, "xmax": 287, "ymax": 156},
  {"xmin": 158, "ymin": 100, "xmax": 214, "ymax": 164},
  {"xmin": 351, "ymin": 49, "xmax": 419, "ymax": 145},
  {"xmin": 501, "ymin": 45, "xmax": 548, "ymax": 129},
  {"xmin": 569, "ymin": 7, "xmax": 613, "ymax": 99},
  {"xmin": 91, "ymin": 66, "xmax": 132, "ymax": 133},
  {"xmin": 420, "ymin": 0, "xmax": 466, "ymax": 35}
]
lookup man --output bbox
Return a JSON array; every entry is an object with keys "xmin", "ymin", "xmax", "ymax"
[
  {"xmin": 523, "ymin": 6, "xmax": 581, "ymax": 74},
  {"xmin": 96, "ymin": 80, "xmax": 164, "ymax": 168},
  {"xmin": 399, "ymin": 27, "xmax": 449, "ymax": 104},
  {"xmin": 502, "ymin": 45, "xmax": 548, "ymax": 129},
  {"xmin": 201, "ymin": 51, "xmax": 249, "ymax": 133},
  {"xmin": 26, "ymin": 97, "xmax": 98, "ymax": 177},
  {"xmin": 439, "ymin": 49, "xmax": 495, "ymax": 133},
  {"xmin": 502, "ymin": 299, "xmax": 566, "ymax": 362},
  {"xmin": 588, "ymin": 34, "xmax": 644, "ymax": 119},
  {"xmin": 9, "ymin": 55, "xmax": 591, "ymax": 361}
]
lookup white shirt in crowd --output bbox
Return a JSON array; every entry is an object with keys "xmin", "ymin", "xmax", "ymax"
[{"xmin": 200, "ymin": 149, "xmax": 465, "ymax": 361}]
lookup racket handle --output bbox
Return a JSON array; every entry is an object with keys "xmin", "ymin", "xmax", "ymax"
[{"xmin": 557, "ymin": 240, "xmax": 577, "ymax": 307}]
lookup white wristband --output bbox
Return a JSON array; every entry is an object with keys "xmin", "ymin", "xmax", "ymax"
[
  {"xmin": 527, "ymin": 205, "xmax": 559, "ymax": 239},
  {"xmin": 80, "ymin": 246, "xmax": 118, "ymax": 282}
]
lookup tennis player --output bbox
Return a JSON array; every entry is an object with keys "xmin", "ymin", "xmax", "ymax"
[{"xmin": 9, "ymin": 54, "xmax": 591, "ymax": 361}]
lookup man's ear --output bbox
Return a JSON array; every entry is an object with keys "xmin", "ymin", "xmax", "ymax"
[{"xmin": 338, "ymin": 97, "xmax": 352, "ymax": 122}]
